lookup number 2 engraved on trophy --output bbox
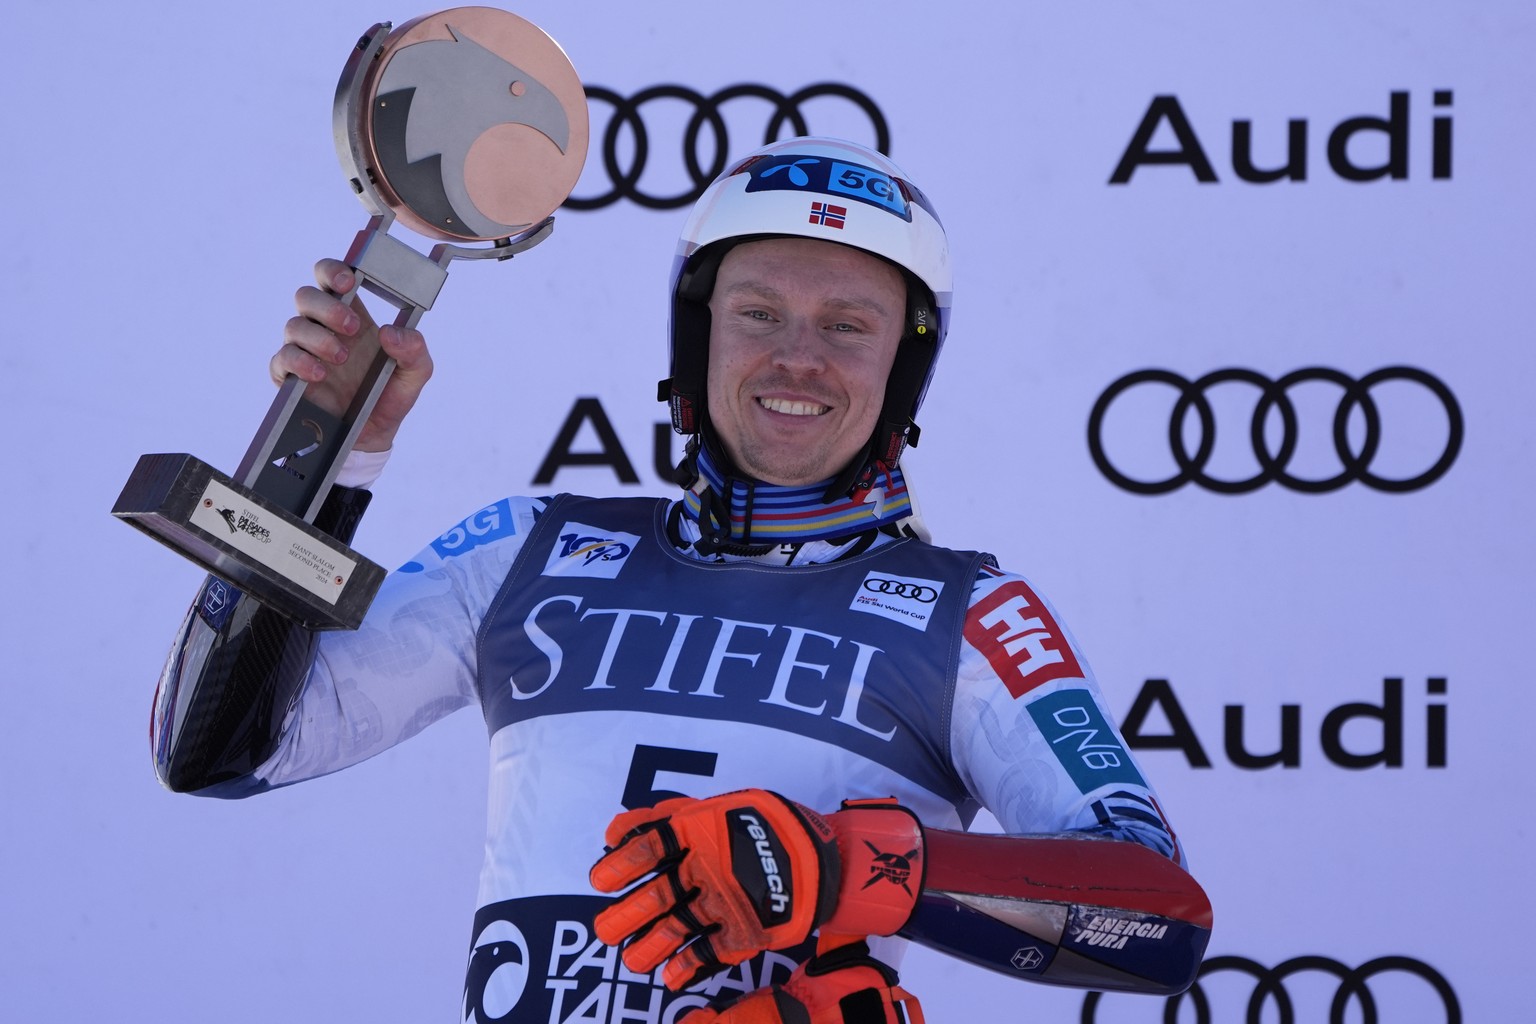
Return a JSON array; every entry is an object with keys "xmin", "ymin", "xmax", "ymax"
[{"xmin": 272, "ymin": 419, "xmax": 325, "ymax": 480}]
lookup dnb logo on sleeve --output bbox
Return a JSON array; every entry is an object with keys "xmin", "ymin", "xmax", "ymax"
[{"xmin": 1028, "ymin": 688, "xmax": 1146, "ymax": 794}]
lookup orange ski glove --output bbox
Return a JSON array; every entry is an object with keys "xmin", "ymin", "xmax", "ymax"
[
  {"xmin": 678, "ymin": 940, "xmax": 925, "ymax": 1024},
  {"xmin": 590, "ymin": 791, "xmax": 924, "ymax": 990}
]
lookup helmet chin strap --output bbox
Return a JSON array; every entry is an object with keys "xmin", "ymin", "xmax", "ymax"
[
  {"xmin": 676, "ymin": 429, "xmax": 774, "ymax": 557},
  {"xmin": 820, "ymin": 415, "xmax": 919, "ymax": 506},
  {"xmin": 822, "ymin": 440, "xmax": 872, "ymax": 505}
]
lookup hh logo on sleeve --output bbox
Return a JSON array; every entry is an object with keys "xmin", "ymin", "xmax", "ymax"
[{"xmin": 964, "ymin": 580, "xmax": 1084, "ymax": 697}]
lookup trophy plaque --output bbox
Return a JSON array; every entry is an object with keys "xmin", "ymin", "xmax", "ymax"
[{"xmin": 113, "ymin": 7, "xmax": 589, "ymax": 629}]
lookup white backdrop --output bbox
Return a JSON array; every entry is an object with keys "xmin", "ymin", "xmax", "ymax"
[{"xmin": 3, "ymin": 1, "xmax": 1531, "ymax": 1020}]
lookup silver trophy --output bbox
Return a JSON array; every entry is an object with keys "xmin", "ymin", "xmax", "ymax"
[{"xmin": 114, "ymin": 7, "xmax": 589, "ymax": 629}]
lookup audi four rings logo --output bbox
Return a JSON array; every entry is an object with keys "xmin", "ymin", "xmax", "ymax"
[
  {"xmin": 1080, "ymin": 954, "xmax": 1461, "ymax": 1024},
  {"xmin": 568, "ymin": 83, "xmax": 890, "ymax": 209},
  {"xmin": 1087, "ymin": 367, "xmax": 1463, "ymax": 494},
  {"xmin": 862, "ymin": 578, "xmax": 940, "ymax": 603}
]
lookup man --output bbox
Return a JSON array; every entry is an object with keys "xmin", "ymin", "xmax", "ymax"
[{"xmin": 152, "ymin": 137, "xmax": 1211, "ymax": 1023}]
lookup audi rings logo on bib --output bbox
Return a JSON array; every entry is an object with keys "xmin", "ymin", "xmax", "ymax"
[
  {"xmin": 568, "ymin": 83, "xmax": 890, "ymax": 210},
  {"xmin": 1080, "ymin": 953, "xmax": 1461, "ymax": 1024},
  {"xmin": 1087, "ymin": 367, "xmax": 1463, "ymax": 494},
  {"xmin": 851, "ymin": 572, "xmax": 944, "ymax": 631}
]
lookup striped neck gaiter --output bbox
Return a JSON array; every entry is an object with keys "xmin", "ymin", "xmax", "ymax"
[{"xmin": 681, "ymin": 442, "xmax": 911, "ymax": 552}]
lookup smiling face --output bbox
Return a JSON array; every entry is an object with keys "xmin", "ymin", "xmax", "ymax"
[{"xmin": 705, "ymin": 237, "xmax": 907, "ymax": 487}]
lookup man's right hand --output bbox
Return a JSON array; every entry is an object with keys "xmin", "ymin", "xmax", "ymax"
[{"xmin": 274, "ymin": 258, "xmax": 434, "ymax": 453}]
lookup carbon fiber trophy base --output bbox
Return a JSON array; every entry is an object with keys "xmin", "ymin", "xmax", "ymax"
[{"xmin": 114, "ymin": 453, "xmax": 384, "ymax": 630}]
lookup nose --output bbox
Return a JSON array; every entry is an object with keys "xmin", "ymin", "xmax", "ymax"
[{"xmin": 769, "ymin": 318, "xmax": 827, "ymax": 375}]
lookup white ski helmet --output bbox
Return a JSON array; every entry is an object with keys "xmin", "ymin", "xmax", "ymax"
[{"xmin": 659, "ymin": 137, "xmax": 952, "ymax": 491}]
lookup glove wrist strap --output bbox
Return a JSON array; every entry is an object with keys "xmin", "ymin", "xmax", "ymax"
[{"xmin": 821, "ymin": 803, "xmax": 924, "ymax": 937}]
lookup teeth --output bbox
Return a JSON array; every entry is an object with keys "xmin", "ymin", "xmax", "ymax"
[{"xmin": 759, "ymin": 397, "xmax": 829, "ymax": 416}]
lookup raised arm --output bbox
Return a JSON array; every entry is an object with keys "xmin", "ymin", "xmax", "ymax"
[{"xmin": 151, "ymin": 259, "xmax": 432, "ymax": 795}]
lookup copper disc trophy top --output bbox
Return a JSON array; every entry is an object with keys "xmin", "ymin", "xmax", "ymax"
[{"xmin": 337, "ymin": 6, "xmax": 590, "ymax": 242}]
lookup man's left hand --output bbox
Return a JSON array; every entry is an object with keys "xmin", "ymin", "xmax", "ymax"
[{"xmin": 589, "ymin": 790, "xmax": 924, "ymax": 990}]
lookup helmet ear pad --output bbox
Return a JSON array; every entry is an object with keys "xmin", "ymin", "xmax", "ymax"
[
  {"xmin": 660, "ymin": 238, "xmax": 755, "ymax": 439},
  {"xmin": 823, "ymin": 270, "xmax": 933, "ymax": 500},
  {"xmin": 876, "ymin": 274, "xmax": 938, "ymax": 460}
]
